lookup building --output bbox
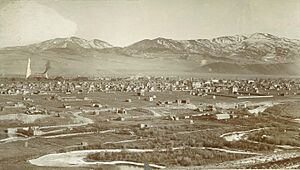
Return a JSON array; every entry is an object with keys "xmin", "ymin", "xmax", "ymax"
[
  {"xmin": 92, "ymin": 103, "xmax": 102, "ymax": 108},
  {"xmin": 116, "ymin": 117, "xmax": 125, "ymax": 121},
  {"xmin": 80, "ymin": 142, "xmax": 88, "ymax": 146},
  {"xmin": 125, "ymin": 99, "xmax": 132, "ymax": 102},
  {"xmin": 214, "ymin": 113, "xmax": 230, "ymax": 120},
  {"xmin": 230, "ymin": 86, "xmax": 239, "ymax": 94},
  {"xmin": 64, "ymin": 104, "xmax": 72, "ymax": 109},
  {"xmin": 139, "ymin": 123, "xmax": 152, "ymax": 129},
  {"xmin": 117, "ymin": 108, "xmax": 127, "ymax": 114},
  {"xmin": 181, "ymin": 99, "xmax": 190, "ymax": 104},
  {"xmin": 28, "ymin": 126, "xmax": 43, "ymax": 136},
  {"xmin": 145, "ymin": 96, "xmax": 154, "ymax": 101},
  {"xmin": 17, "ymin": 126, "xmax": 43, "ymax": 136},
  {"xmin": 137, "ymin": 90, "xmax": 145, "ymax": 96}
]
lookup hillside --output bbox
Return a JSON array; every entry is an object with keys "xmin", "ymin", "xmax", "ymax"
[
  {"xmin": 0, "ymin": 33, "xmax": 299, "ymax": 77},
  {"xmin": 125, "ymin": 33, "xmax": 300, "ymax": 64}
]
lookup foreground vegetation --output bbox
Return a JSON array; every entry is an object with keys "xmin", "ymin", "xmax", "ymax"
[{"xmin": 86, "ymin": 148, "xmax": 250, "ymax": 167}]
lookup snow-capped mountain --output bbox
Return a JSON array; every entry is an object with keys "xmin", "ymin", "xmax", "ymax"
[
  {"xmin": 125, "ymin": 33, "xmax": 300, "ymax": 63},
  {"xmin": 0, "ymin": 33, "xmax": 299, "ymax": 76},
  {"xmin": 35, "ymin": 36, "xmax": 113, "ymax": 50},
  {"xmin": 4, "ymin": 36, "xmax": 113, "ymax": 51},
  {"xmin": 3, "ymin": 33, "xmax": 299, "ymax": 63}
]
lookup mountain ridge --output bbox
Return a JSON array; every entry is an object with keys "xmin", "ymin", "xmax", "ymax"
[
  {"xmin": 0, "ymin": 33, "xmax": 299, "ymax": 76},
  {"xmin": 125, "ymin": 33, "xmax": 300, "ymax": 63},
  {"xmin": 2, "ymin": 36, "xmax": 113, "ymax": 52}
]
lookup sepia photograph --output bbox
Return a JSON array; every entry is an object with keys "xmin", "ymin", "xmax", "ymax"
[{"xmin": 0, "ymin": 0, "xmax": 300, "ymax": 169}]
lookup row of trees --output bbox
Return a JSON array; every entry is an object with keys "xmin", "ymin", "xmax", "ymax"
[{"xmin": 87, "ymin": 148, "xmax": 249, "ymax": 166}]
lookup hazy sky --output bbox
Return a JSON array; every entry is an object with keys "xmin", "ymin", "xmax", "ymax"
[{"xmin": 0, "ymin": 0, "xmax": 300, "ymax": 47}]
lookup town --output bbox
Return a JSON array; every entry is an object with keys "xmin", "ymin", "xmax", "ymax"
[
  {"xmin": 1, "ymin": 0, "xmax": 300, "ymax": 169},
  {"xmin": 0, "ymin": 75, "xmax": 300, "ymax": 169}
]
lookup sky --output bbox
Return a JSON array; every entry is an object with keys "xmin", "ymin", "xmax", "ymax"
[{"xmin": 0, "ymin": 0, "xmax": 300, "ymax": 47}]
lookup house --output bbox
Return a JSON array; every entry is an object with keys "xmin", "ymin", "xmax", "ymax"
[
  {"xmin": 237, "ymin": 102, "xmax": 248, "ymax": 109},
  {"xmin": 14, "ymin": 102, "xmax": 25, "ymax": 108},
  {"xmin": 25, "ymin": 107, "xmax": 46, "ymax": 115},
  {"xmin": 80, "ymin": 142, "xmax": 88, "ymax": 146},
  {"xmin": 194, "ymin": 108, "xmax": 204, "ymax": 112},
  {"xmin": 164, "ymin": 101, "xmax": 173, "ymax": 105},
  {"xmin": 206, "ymin": 105, "xmax": 216, "ymax": 112},
  {"xmin": 156, "ymin": 101, "xmax": 163, "ymax": 106},
  {"xmin": 229, "ymin": 86, "xmax": 239, "ymax": 94},
  {"xmin": 181, "ymin": 99, "xmax": 190, "ymax": 104},
  {"xmin": 192, "ymin": 82, "xmax": 202, "ymax": 89},
  {"xmin": 230, "ymin": 113, "xmax": 238, "ymax": 118},
  {"xmin": 93, "ymin": 111, "xmax": 100, "ymax": 115},
  {"xmin": 145, "ymin": 96, "xmax": 154, "ymax": 101},
  {"xmin": 125, "ymin": 99, "xmax": 132, "ymax": 102},
  {"xmin": 139, "ymin": 123, "xmax": 152, "ymax": 129},
  {"xmin": 214, "ymin": 113, "xmax": 230, "ymax": 120},
  {"xmin": 248, "ymin": 80, "xmax": 255, "ymax": 84},
  {"xmin": 175, "ymin": 99, "xmax": 182, "ymax": 104},
  {"xmin": 214, "ymin": 87, "xmax": 221, "ymax": 93},
  {"xmin": 117, "ymin": 108, "xmax": 127, "ymax": 114},
  {"xmin": 169, "ymin": 115, "xmax": 179, "ymax": 121},
  {"xmin": 17, "ymin": 126, "xmax": 44, "ymax": 136},
  {"xmin": 92, "ymin": 103, "xmax": 102, "ymax": 108},
  {"xmin": 64, "ymin": 104, "xmax": 71, "ymax": 109},
  {"xmin": 184, "ymin": 115, "xmax": 190, "ymax": 119},
  {"xmin": 116, "ymin": 117, "xmax": 125, "ymax": 121},
  {"xmin": 83, "ymin": 97, "xmax": 91, "ymax": 101},
  {"xmin": 23, "ymin": 97, "xmax": 32, "ymax": 101},
  {"xmin": 28, "ymin": 126, "xmax": 44, "ymax": 136},
  {"xmin": 137, "ymin": 90, "xmax": 145, "ymax": 96}
]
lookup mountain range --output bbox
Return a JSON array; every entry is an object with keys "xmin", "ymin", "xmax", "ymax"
[{"xmin": 0, "ymin": 33, "xmax": 300, "ymax": 77}]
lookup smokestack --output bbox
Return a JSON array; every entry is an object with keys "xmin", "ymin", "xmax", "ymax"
[
  {"xmin": 43, "ymin": 61, "xmax": 51, "ymax": 79},
  {"xmin": 25, "ymin": 58, "xmax": 31, "ymax": 79},
  {"xmin": 44, "ymin": 72, "xmax": 49, "ymax": 79},
  {"xmin": 43, "ymin": 61, "xmax": 51, "ymax": 74}
]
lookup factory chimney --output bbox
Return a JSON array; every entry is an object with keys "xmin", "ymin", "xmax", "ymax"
[
  {"xmin": 25, "ymin": 58, "xmax": 31, "ymax": 79},
  {"xmin": 43, "ymin": 61, "xmax": 50, "ymax": 79}
]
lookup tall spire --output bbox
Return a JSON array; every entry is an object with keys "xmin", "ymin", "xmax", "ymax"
[{"xmin": 26, "ymin": 58, "xmax": 31, "ymax": 79}]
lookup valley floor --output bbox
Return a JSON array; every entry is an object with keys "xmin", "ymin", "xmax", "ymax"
[{"xmin": 0, "ymin": 81, "xmax": 300, "ymax": 170}]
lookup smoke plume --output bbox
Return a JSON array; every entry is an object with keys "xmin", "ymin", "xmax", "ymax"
[{"xmin": 43, "ymin": 61, "xmax": 51, "ymax": 74}]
